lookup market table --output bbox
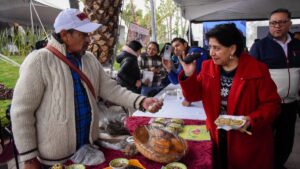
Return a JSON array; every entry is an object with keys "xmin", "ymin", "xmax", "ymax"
[
  {"xmin": 133, "ymin": 84, "xmax": 207, "ymax": 120},
  {"xmin": 68, "ymin": 84, "xmax": 212, "ymax": 169},
  {"xmin": 87, "ymin": 116, "xmax": 213, "ymax": 169}
]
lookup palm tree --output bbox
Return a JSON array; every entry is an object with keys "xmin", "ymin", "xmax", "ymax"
[{"xmin": 84, "ymin": 0, "xmax": 123, "ymax": 64}]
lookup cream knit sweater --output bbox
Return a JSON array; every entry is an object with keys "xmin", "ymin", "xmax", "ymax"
[{"xmin": 11, "ymin": 37, "xmax": 145, "ymax": 165}]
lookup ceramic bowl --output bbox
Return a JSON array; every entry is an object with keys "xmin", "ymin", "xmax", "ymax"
[
  {"xmin": 165, "ymin": 162, "xmax": 187, "ymax": 169},
  {"xmin": 109, "ymin": 158, "xmax": 129, "ymax": 169},
  {"xmin": 65, "ymin": 164, "xmax": 85, "ymax": 169}
]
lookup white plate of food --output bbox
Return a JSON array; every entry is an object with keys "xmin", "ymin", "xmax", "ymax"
[{"xmin": 214, "ymin": 115, "xmax": 246, "ymax": 131}]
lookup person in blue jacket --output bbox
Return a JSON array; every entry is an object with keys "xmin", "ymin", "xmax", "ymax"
[
  {"xmin": 250, "ymin": 8, "xmax": 300, "ymax": 169},
  {"xmin": 162, "ymin": 37, "xmax": 208, "ymax": 106}
]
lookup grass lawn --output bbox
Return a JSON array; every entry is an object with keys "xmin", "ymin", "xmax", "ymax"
[{"xmin": 0, "ymin": 55, "xmax": 25, "ymax": 125}]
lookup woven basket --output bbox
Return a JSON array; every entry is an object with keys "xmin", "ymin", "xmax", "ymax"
[{"xmin": 133, "ymin": 125, "xmax": 188, "ymax": 163}]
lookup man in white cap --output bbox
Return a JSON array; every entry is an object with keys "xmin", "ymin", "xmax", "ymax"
[{"xmin": 11, "ymin": 8, "xmax": 163, "ymax": 169}]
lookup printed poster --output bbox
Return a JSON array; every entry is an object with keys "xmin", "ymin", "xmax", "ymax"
[{"xmin": 127, "ymin": 22, "xmax": 150, "ymax": 47}]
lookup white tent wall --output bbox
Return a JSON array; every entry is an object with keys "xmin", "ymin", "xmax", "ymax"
[
  {"xmin": 173, "ymin": 0, "xmax": 300, "ymax": 50},
  {"xmin": 35, "ymin": 0, "xmax": 69, "ymax": 10},
  {"xmin": 0, "ymin": 0, "xmax": 62, "ymax": 28},
  {"xmin": 173, "ymin": 0, "xmax": 300, "ymax": 22}
]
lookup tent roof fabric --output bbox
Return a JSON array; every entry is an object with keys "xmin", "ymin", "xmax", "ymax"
[
  {"xmin": 0, "ymin": 0, "xmax": 61, "ymax": 27},
  {"xmin": 173, "ymin": 0, "xmax": 300, "ymax": 22}
]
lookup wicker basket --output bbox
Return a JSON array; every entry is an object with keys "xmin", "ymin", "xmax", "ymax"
[{"xmin": 133, "ymin": 125, "xmax": 188, "ymax": 163}]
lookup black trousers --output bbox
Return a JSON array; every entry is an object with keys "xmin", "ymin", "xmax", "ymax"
[
  {"xmin": 213, "ymin": 129, "xmax": 228, "ymax": 169},
  {"xmin": 273, "ymin": 101, "xmax": 298, "ymax": 169}
]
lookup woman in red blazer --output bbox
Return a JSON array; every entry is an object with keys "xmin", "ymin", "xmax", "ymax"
[{"xmin": 179, "ymin": 24, "xmax": 281, "ymax": 169}]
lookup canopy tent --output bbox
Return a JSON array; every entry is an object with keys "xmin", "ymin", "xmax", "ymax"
[
  {"xmin": 0, "ymin": 0, "xmax": 62, "ymax": 28},
  {"xmin": 173, "ymin": 0, "xmax": 300, "ymax": 22}
]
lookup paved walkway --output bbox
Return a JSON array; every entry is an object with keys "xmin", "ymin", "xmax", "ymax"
[{"xmin": 286, "ymin": 117, "xmax": 300, "ymax": 169}]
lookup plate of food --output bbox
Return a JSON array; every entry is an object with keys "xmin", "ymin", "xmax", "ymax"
[{"xmin": 214, "ymin": 115, "xmax": 246, "ymax": 130}]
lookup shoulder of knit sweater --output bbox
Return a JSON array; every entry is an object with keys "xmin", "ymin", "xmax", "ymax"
[
  {"xmin": 20, "ymin": 49, "xmax": 46, "ymax": 70},
  {"xmin": 84, "ymin": 51, "xmax": 103, "ymax": 68},
  {"xmin": 84, "ymin": 51, "xmax": 98, "ymax": 62}
]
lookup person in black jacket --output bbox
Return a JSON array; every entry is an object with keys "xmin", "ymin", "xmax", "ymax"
[
  {"xmin": 250, "ymin": 8, "xmax": 300, "ymax": 169},
  {"xmin": 116, "ymin": 40, "xmax": 143, "ymax": 94}
]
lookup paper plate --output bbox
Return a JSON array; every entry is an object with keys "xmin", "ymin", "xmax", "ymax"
[{"xmin": 215, "ymin": 115, "xmax": 246, "ymax": 130}]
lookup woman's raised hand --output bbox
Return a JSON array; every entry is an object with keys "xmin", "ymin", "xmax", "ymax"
[{"xmin": 179, "ymin": 52, "xmax": 197, "ymax": 77}]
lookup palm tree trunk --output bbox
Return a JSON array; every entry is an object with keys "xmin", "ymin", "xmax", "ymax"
[
  {"xmin": 84, "ymin": 0, "xmax": 123, "ymax": 64},
  {"xmin": 129, "ymin": 0, "xmax": 137, "ymax": 23}
]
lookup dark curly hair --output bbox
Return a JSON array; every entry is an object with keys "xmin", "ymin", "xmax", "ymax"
[{"xmin": 206, "ymin": 23, "xmax": 245, "ymax": 57}]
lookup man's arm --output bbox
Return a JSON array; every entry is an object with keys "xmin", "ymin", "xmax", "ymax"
[{"xmin": 11, "ymin": 52, "xmax": 45, "ymax": 162}]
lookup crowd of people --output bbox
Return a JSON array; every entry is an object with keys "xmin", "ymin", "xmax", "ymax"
[
  {"xmin": 114, "ymin": 8, "xmax": 300, "ymax": 169},
  {"xmin": 10, "ymin": 9, "xmax": 163, "ymax": 169},
  {"xmin": 177, "ymin": 8, "xmax": 299, "ymax": 169},
  {"xmin": 0, "ymin": 6, "xmax": 298, "ymax": 169}
]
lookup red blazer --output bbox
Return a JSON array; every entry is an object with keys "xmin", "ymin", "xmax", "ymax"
[{"xmin": 179, "ymin": 53, "xmax": 281, "ymax": 169}]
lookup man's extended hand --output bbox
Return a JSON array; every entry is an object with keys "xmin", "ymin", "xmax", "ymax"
[{"xmin": 142, "ymin": 97, "xmax": 163, "ymax": 113}]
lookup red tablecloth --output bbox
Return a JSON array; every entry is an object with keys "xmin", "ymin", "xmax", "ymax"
[
  {"xmin": 78, "ymin": 116, "xmax": 213, "ymax": 169},
  {"xmin": 0, "ymin": 141, "xmax": 15, "ymax": 163}
]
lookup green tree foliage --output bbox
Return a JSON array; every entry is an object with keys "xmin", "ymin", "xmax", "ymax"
[
  {"xmin": 121, "ymin": 3, "xmax": 146, "ymax": 28},
  {"xmin": 121, "ymin": 0, "xmax": 183, "ymax": 44}
]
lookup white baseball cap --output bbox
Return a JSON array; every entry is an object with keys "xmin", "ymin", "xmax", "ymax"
[{"xmin": 54, "ymin": 8, "xmax": 101, "ymax": 33}]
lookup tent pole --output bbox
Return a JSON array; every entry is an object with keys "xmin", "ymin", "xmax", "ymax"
[
  {"xmin": 188, "ymin": 21, "xmax": 192, "ymax": 46},
  {"xmin": 150, "ymin": 0, "xmax": 157, "ymax": 41},
  {"xmin": 30, "ymin": 0, "xmax": 34, "ymax": 33},
  {"xmin": 31, "ymin": 1, "xmax": 49, "ymax": 40}
]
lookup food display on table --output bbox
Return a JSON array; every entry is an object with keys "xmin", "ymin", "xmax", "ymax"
[
  {"xmin": 169, "ymin": 119, "xmax": 184, "ymax": 125},
  {"xmin": 166, "ymin": 123, "xmax": 183, "ymax": 133},
  {"xmin": 133, "ymin": 125, "xmax": 188, "ymax": 163},
  {"xmin": 150, "ymin": 122, "xmax": 165, "ymax": 128},
  {"xmin": 164, "ymin": 126, "xmax": 177, "ymax": 134},
  {"xmin": 153, "ymin": 117, "xmax": 167, "ymax": 124},
  {"xmin": 51, "ymin": 163, "xmax": 86, "ymax": 169},
  {"xmin": 51, "ymin": 164, "xmax": 64, "ymax": 169},
  {"xmin": 149, "ymin": 118, "xmax": 185, "ymax": 135}
]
